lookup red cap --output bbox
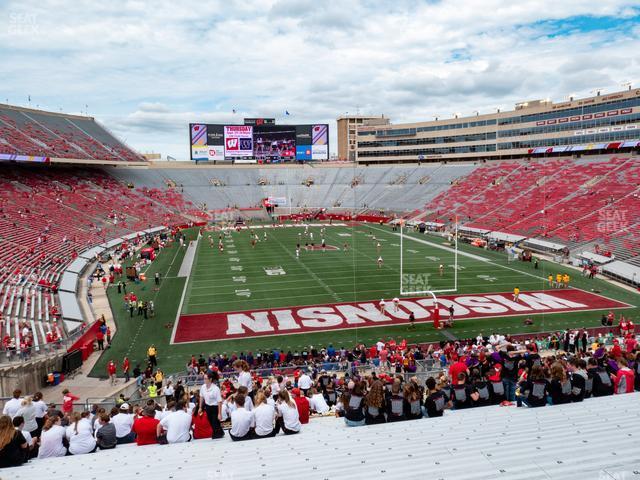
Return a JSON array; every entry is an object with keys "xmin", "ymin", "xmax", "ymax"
[{"xmin": 291, "ymin": 388, "xmax": 301, "ymax": 396}]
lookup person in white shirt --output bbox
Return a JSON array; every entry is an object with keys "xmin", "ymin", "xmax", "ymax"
[
  {"xmin": 274, "ymin": 390, "xmax": 301, "ymax": 435},
  {"xmin": 229, "ymin": 394, "xmax": 254, "ymax": 441},
  {"xmin": 199, "ymin": 372, "xmax": 224, "ymax": 438},
  {"xmin": 38, "ymin": 415, "xmax": 67, "ymax": 458},
  {"xmin": 158, "ymin": 400, "xmax": 192, "ymax": 444},
  {"xmin": 297, "ymin": 371, "xmax": 313, "ymax": 395},
  {"xmin": 2, "ymin": 389, "xmax": 22, "ymax": 418},
  {"xmin": 155, "ymin": 401, "xmax": 174, "ymax": 422},
  {"xmin": 65, "ymin": 412, "xmax": 96, "ymax": 455},
  {"xmin": 15, "ymin": 396, "xmax": 38, "ymax": 435},
  {"xmin": 376, "ymin": 340, "xmax": 385, "ymax": 352},
  {"xmin": 234, "ymin": 360, "xmax": 253, "ymax": 396},
  {"xmin": 269, "ymin": 377, "xmax": 281, "ymax": 399},
  {"xmin": 32, "ymin": 392, "xmax": 48, "ymax": 434},
  {"xmin": 163, "ymin": 381, "xmax": 175, "ymax": 403},
  {"xmin": 252, "ymin": 391, "xmax": 276, "ymax": 438},
  {"xmin": 111, "ymin": 403, "xmax": 135, "ymax": 444},
  {"xmin": 308, "ymin": 388, "xmax": 330, "ymax": 414}
]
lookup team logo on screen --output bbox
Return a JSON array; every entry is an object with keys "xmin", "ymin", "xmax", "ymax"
[
  {"xmin": 240, "ymin": 138, "xmax": 253, "ymax": 150},
  {"xmin": 226, "ymin": 138, "xmax": 240, "ymax": 150}
]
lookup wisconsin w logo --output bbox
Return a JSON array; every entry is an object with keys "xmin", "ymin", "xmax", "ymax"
[{"xmin": 226, "ymin": 138, "xmax": 239, "ymax": 150}]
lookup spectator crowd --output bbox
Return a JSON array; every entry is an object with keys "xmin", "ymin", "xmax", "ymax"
[{"xmin": 1, "ymin": 322, "xmax": 638, "ymax": 468}]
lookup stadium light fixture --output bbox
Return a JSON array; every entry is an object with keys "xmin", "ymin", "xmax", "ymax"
[{"xmin": 621, "ymin": 81, "xmax": 632, "ymax": 91}]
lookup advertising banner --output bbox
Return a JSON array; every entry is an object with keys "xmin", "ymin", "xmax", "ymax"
[
  {"xmin": 312, "ymin": 144, "xmax": 328, "ymax": 160},
  {"xmin": 224, "ymin": 125, "xmax": 253, "ymax": 157}
]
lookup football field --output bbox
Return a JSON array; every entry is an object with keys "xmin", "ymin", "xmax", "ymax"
[{"xmin": 94, "ymin": 223, "xmax": 637, "ymax": 376}]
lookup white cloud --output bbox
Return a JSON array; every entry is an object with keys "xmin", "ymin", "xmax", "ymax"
[{"xmin": 0, "ymin": 0, "xmax": 638, "ymax": 159}]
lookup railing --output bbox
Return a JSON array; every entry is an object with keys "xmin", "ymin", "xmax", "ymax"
[{"xmin": 0, "ymin": 323, "xmax": 90, "ymax": 366}]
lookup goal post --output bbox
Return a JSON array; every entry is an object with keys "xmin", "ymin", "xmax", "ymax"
[{"xmin": 399, "ymin": 218, "xmax": 459, "ymax": 296}]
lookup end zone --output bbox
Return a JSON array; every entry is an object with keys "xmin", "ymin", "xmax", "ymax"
[{"xmin": 172, "ymin": 288, "xmax": 632, "ymax": 344}]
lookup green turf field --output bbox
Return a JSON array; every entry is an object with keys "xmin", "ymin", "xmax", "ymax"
[{"xmin": 91, "ymin": 223, "xmax": 639, "ymax": 377}]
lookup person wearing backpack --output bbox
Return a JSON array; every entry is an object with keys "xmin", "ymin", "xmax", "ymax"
[
  {"xmin": 385, "ymin": 379, "xmax": 406, "ymax": 422},
  {"xmin": 516, "ymin": 365, "xmax": 549, "ymax": 408},
  {"xmin": 450, "ymin": 372, "xmax": 479, "ymax": 410},
  {"xmin": 567, "ymin": 358, "xmax": 587, "ymax": 402},
  {"xmin": 423, "ymin": 377, "xmax": 448, "ymax": 418},
  {"xmin": 470, "ymin": 369, "xmax": 491, "ymax": 407},
  {"xmin": 487, "ymin": 364, "xmax": 506, "ymax": 404},
  {"xmin": 549, "ymin": 362, "xmax": 572, "ymax": 405},
  {"xmin": 588, "ymin": 358, "xmax": 614, "ymax": 397}
]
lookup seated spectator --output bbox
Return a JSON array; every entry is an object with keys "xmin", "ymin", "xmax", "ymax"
[
  {"xmin": 567, "ymin": 358, "xmax": 587, "ymax": 402},
  {"xmin": 587, "ymin": 358, "xmax": 614, "ymax": 397},
  {"xmin": 65, "ymin": 411, "xmax": 96, "ymax": 455},
  {"xmin": 158, "ymin": 400, "xmax": 191, "ymax": 444},
  {"xmin": 487, "ymin": 364, "xmax": 506, "ymax": 404},
  {"xmin": 0, "ymin": 415, "xmax": 28, "ymax": 468},
  {"xmin": 470, "ymin": 369, "xmax": 491, "ymax": 407},
  {"xmin": 549, "ymin": 362, "xmax": 572, "ymax": 405},
  {"xmin": 111, "ymin": 404, "xmax": 135, "ymax": 444},
  {"xmin": 403, "ymin": 381, "xmax": 423, "ymax": 419},
  {"xmin": 424, "ymin": 377, "xmax": 448, "ymax": 418},
  {"xmin": 517, "ymin": 365, "xmax": 549, "ymax": 408},
  {"xmin": 307, "ymin": 388, "xmax": 330, "ymax": 415},
  {"xmin": 364, "ymin": 380, "xmax": 386, "ymax": 424},
  {"xmin": 612, "ymin": 358, "xmax": 635, "ymax": 394},
  {"xmin": 338, "ymin": 381, "xmax": 366, "ymax": 427},
  {"xmin": 37, "ymin": 413, "xmax": 67, "ymax": 459},
  {"xmin": 132, "ymin": 406, "xmax": 159, "ymax": 446},
  {"xmin": 290, "ymin": 388, "xmax": 309, "ymax": 425},
  {"xmin": 451, "ymin": 372, "xmax": 478, "ymax": 410},
  {"xmin": 191, "ymin": 404, "xmax": 213, "ymax": 440},
  {"xmin": 386, "ymin": 379, "xmax": 406, "ymax": 422},
  {"xmin": 95, "ymin": 413, "xmax": 117, "ymax": 450},
  {"xmin": 253, "ymin": 391, "xmax": 276, "ymax": 438},
  {"xmin": 13, "ymin": 416, "xmax": 37, "ymax": 459},
  {"xmin": 229, "ymin": 394, "xmax": 254, "ymax": 441},
  {"xmin": 274, "ymin": 390, "xmax": 301, "ymax": 435}
]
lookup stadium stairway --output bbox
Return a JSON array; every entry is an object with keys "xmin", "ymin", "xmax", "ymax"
[{"xmin": 8, "ymin": 392, "xmax": 640, "ymax": 479}]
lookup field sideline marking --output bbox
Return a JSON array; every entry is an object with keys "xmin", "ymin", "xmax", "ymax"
[{"xmin": 170, "ymin": 237, "xmax": 200, "ymax": 345}]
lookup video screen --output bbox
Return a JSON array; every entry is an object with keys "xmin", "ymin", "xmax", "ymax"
[{"xmin": 189, "ymin": 123, "xmax": 328, "ymax": 162}]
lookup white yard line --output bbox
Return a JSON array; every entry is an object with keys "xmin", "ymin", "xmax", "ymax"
[{"xmin": 169, "ymin": 237, "xmax": 200, "ymax": 344}]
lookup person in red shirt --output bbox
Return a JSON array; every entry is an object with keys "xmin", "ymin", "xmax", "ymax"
[
  {"xmin": 62, "ymin": 389, "xmax": 79, "ymax": 414},
  {"xmin": 132, "ymin": 406, "xmax": 160, "ymax": 445},
  {"xmin": 432, "ymin": 303, "xmax": 441, "ymax": 329},
  {"xmin": 191, "ymin": 404, "xmax": 213, "ymax": 439},
  {"xmin": 368, "ymin": 344, "xmax": 377, "ymax": 359},
  {"xmin": 290, "ymin": 388, "xmax": 310, "ymax": 424},
  {"xmin": 624, "ymin": 334, "xmax": 637, "ymax": 353},
  {"xmin": 123, "ymin": 357, "xmax": 131, "ymax": 382},
  {"xmin": 96, "ymin": 330, "xmax": 105, "ymax": 351},
  {"xmin": 449, "ymin": 357, "xmax": 468, "ymax": 382},
  {"xmin": 107, "ymin": 360, "xmax": 117, "ymax": 385},
  {"xmin": 612, "ymin": 359, "xmax": 635, "ymax": 394}
]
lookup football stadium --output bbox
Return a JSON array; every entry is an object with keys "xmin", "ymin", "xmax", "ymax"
[{"xmin": 1, "ymin": 1, "xmax": 640, "ymax": 478}]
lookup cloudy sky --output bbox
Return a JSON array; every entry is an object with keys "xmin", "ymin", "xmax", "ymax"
[{"xmin": 1, "ymin": 0, "xmax": 639, "ymax": 160}]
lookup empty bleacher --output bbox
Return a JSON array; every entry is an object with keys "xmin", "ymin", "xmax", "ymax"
[
  {"xmin": 420, "ymin": 155, "xmax": 640, "ymax": 258},
  {"xmin": 106, "ymin": 163, "xmax": 477, "ymax": 213},
  {"xmin": 0, "ymin": 104, "xmax": 146, "ymax": 162}
]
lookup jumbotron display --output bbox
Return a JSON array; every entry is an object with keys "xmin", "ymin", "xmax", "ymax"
[{"xmin": 189, "ymin": 122, "xmax": 329, "ymax": 162}]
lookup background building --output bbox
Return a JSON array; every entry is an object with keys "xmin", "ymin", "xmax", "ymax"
[
  {"xmin": 356, "ymin": 89, "xmax": 640, "ymax": 164},
  {"xmin": 337, "ymin": 115, "xmax": 389, "ymax": 161}
]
